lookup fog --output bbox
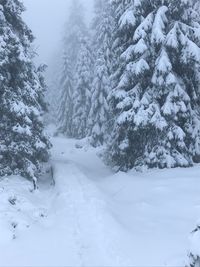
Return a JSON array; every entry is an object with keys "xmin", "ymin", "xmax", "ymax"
[{"xmin": 23, "ymin": 0, "xmax": 94, "ymax": 64}]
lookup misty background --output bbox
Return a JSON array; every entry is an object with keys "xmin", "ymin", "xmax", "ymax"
[{"xmin": 23, "ymin": 0, "xmax": 94, "ymax": 64}]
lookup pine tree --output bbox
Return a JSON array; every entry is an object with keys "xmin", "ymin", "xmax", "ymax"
[
  {"xmin": 57, "ymin": 53, "xmax": 74, "ymax": 136},
  {"xmin": 0, "ymin": 0, "xmax": 51, "ymax": 187},
  {"xmin": 45, "ymin": 50, "xmax": 63, "ymax": 126},
  {"xmin": 88, "ymin": 0, "xmax": 114, "ymax": 146},
  {"xmin": 63, "ymin": 0, "xmax": 87, "ymax": 72},
  {"xmin": 57, "ymin": 0, "xmax": 88, "ymax": 137},
  {"xmin": 109, "ymin": 0, "xmax": 137, "ymax": 89},
  {"xmin": 107, "ymin": 0, "xmax": 200, "ymax": 170},
  {"xmin": 106, "ymin": 0, "xmax": 143, "ymax": 169},
  {"xmin": 88, "ymin": 53, "xmax": 110, "ymax": 146},
  {"xmin": 72, "ymin": 37, "xmax": 94, "ymax": 139}
]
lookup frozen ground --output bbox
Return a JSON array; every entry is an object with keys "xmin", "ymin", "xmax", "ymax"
[{"xmin": 0, "ymin": 134, "xmax": 200, "ymax": 266}]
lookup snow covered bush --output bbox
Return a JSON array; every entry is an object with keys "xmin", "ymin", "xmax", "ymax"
[
  {"xmin": 0, "ymin": 0, "xmax": 51, "ymax": 187},
  {"xmin": 107, "ymin": 0, "xmax": 200, "ymax": 171}
]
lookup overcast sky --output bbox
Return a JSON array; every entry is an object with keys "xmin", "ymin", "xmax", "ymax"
[{"xmin": 23, "ymin": 0, "xmax": 94, "ymax": 64}]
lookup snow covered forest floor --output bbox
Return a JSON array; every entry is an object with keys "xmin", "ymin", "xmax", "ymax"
[{"xmin": 0, "ymin": 132, "xmax": 200, "ymax": 266}]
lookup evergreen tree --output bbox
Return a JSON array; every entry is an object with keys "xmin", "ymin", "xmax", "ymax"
[
  {"xmin": 57, "ymin": 0, "xmax": 88, "ymax": 137},
  {"xmin": 0, "ymin": 0, "xmax": 51, "ymax": 187},
  {"xmin": 106, "ymin": 0, "xmax": 143, "ymax": 169},
  {"xmin": 57, "ymin": 53, "xmax": 74, "ymax": 136},
  {"xmin": 88, "ymin": 0, "xmax": 114, "ymax": 146},
  {"xmin": 88, "ymin": 53, "xmax": 110, "ymax": 146},
  {"xmin": 109, "ymin": 0, "xmax": 137, "ymax": 89},
  {"xmin": 63, "ymin": 0, "xmax": 87, "ymax": 72},
  {"xmin": 107, "ymin": 0, "xmax": 200, "ymax": 170},
  {"xmin": 72, "ymin": 37, "xmax": 94, "ymax": 139},
  {"xmin": 45, "ymin": 50, "xmax": 63, "ymax": 126}
]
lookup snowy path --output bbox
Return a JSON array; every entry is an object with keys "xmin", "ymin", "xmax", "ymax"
[
  {"xmin": 0, "ymin": 137, "xmax": 130, "ymax": 267},
  {"xmin": 50, "ymin": 137, "xmax": 132, "ymax": 267},
  {"xmin": 0, "ymin": 136, "xmax": 200, "ymax": 266},
  {"xmin": 52, "ymin": 161, "xmax": 126, "ymax": 266}
]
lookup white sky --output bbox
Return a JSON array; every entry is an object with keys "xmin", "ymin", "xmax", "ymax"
[{"xmin": 23, "ymin": 0, "xmax": 93, "ymax": 64}]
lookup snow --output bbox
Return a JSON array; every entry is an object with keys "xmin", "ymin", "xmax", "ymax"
[
  {"xmin": 127, "ymin": 58, "xmax": 150, "ymax": 76},
  {"xmin": 151, "ymin": 6, "xmax": 168, "ymax": 44},
  {"xmin": 155, "ymin": 49, "xmax": 172, "ymax": 73},
  {"xmin": 13, "ymin": 124, "xmax": 32, "ymax": 136},
  {"xmin": 133, "ymin": 13, "xmax": 154, "ymax": 41},
  {"xmin": 165, "ymin": 23, "xmax": 179, "ymax": 48},
  {"xmin": 119, "ymin": 9, "xmax": 136, "ymax": 29},
  {"xmin": 190, "ymin": 229, "xmax": 200, "ymax": 257},
  {"xmin": 0, "ymin": 133, "xmax": 200, "ymax": 266},
  {"xmin": 184, "ymin": 39, "xmax": 200, "ymax": 62}
]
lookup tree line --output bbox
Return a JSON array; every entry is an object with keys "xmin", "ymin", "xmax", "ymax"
[{"xmin": 55, "ymin": 0, "xmax": 200, "ymax": 171}]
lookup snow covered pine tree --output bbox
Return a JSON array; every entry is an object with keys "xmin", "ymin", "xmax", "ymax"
[
  {"xmin": 88, "ymin": 0, "xmax": 114, "ymax": 146},
  {"xmin": 57, "ymin": 53, "xmax": 74, "ymax": 136},
  {"xmin": 72, "ymin": 37, "xmax": 94, "ymax": 139},
  {"xmin": 0, "ymin": 0, "xmax": 51, "ymax": 188},
  {"xmin": 107, "ymin": 0, "xmax": 200, "ymax": 170},
  {"xmin": 57, "ymin": 0, "xmax": 88, "ymax": 137},
  {"xmin": 106, "ymin": 0, "xmax": 145, "ymax": 169}
]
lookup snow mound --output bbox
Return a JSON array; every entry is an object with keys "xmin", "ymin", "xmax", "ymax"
[{"xmin": 0, "ymin": 176, "xmax": 50, "ymax": 243}]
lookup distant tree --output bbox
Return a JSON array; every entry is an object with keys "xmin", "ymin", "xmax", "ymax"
[
  {"xmin": 107, "ymin": 0, "xmax": 200, "ymax": 170},
  {"xmin": 63, "ymin": 0, "xmax": 87, "ymax": 72},
  {"xmin": 57, "ymin": 53, "xmax": 74, "ymax": 137},
  {"xmin": 57, "ymin": 0, "xmax": 88, "ymax": 136},
  {"xmin": 45, "ymin": 50, "xmax": 63, "ymax": 126},
  {"xmin": 72, "ymin": 37, "xmax": 94, "ymax": 139},
  {"xmin": 88, "ymin": 53, "xmax": 110, "ymax": 146},
  {"xmin": 0, "ymin": 0, "xmax": 51, "ymax": 188}
]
